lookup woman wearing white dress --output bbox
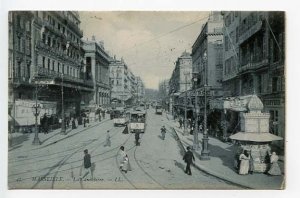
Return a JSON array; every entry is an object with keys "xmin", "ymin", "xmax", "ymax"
[
  {"xmin": 268, "ymin": 152, "xmax": 281, "ymax": 176},
  {"xmin": 239, "ymin": 150, "xmax": 250, "ymax": 175}
]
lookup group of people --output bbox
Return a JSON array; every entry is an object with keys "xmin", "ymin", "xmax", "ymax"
[{"xmin": 238, "ymin": 150, "xmax": 281, "ymax": 176}]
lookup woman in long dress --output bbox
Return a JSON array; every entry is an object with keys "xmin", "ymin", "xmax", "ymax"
[
  {"xmin": 104, "ymin": 130, "xmax": 111, "ymax": 147},
  {"xmin": 239, "ymin": 150, "xmax": 250, "ymax": 175},
  {"xmin": 268, "ymin": 152, "xmax": 281, "ymax": 176}
]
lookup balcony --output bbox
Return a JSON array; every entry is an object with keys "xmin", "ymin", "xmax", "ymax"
[
  {"xmin": 35, "ymin": 41, "xmax": 81, "ymax": 66},
  {"xmin": 36, "ymin": 67, "xmax": 93, "ymax": 89},
  {"xmin": 238, "ymin": 20, "xmax": 263, "ymax": 45},
  {"xmin": 239, "ymin": 59, "xmax": 268, "ymax": 73}
]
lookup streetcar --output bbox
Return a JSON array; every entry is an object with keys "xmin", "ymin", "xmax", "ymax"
[
  {"xmin": 128, "ymin": 109, "xmax": 146, "ymax": 133},
  {"xmin": 155, "ymin": 105, "xmax": 163, "ymax": 115},
  {"xmin": 113, "ymin": 109, "xmax": 129, "ymax": 127}
]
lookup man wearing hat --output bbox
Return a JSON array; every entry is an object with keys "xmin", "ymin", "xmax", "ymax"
[
  {"xmin": 183, "ymin": 146, "xmax": 195, "ymax": 175},
  {"xmin": 81, "ymin": 149, "xmax": 92, "ymax": 179}
]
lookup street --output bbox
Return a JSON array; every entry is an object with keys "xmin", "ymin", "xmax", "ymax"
[{"xmin": 8, "ymin": 109, "xmax": 240, "ymax": 189}]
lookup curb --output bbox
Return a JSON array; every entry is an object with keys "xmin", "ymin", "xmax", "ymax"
[{"xmin": 170, "ymin": 126, "xmax": 252, "ymax": 189}]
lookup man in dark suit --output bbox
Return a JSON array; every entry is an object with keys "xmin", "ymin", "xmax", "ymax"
[{"xmin": 183, "ymin": 146, "xmax": 195, "ymax": 175}]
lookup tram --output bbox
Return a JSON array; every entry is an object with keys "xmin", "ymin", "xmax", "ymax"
[
  {"xmin": 128, "ymin": 109, "xmax": 147, "ymax": 133},
  {"xmin": 155, "ymin": 105, "xmax": 163, "ymax": 115}
]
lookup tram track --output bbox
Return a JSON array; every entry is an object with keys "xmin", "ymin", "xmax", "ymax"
[
  {"xmin": 133, "ymin": 146, "xmax": 165, "ymax": 189},
  {"xmin": 51, "ymin": 126, "xmax": 128, "ymax": 189},
  {"xmin": 163, "ymin": 115, "xmax": 248, "ymax": 189},
  {"xmin": 9, "ymin": 123, "xmax": 121, "ymax": 186}
]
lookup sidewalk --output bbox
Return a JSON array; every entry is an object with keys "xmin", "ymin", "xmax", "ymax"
[
  {"xmin": 8, "ymin": 116, "xmax": 110, "ymax": 153},
  {"xmin": 165, "ymin": 113, "xmax": 285, "ymax": 189}
]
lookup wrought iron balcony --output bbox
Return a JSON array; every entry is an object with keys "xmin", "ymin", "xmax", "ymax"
[{"xmin": 239, "ymin": 59, "xmax": 268, "ymax": 73}]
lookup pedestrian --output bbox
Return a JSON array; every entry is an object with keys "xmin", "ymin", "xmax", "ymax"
[
  {"xmin": 249, "ymin": 150, "xmax": 254, "ymax": 174},
  {"xmin": 135, "ymin": 131, "xmax": 140, "ymax": 146},
  {"xmin": 122, "ymin": 155, "xmax": 130, "ymax": 173},
  {"xmin": 72, "ymin": 118, "xmax": 76, "ymax": 129},
  {"xmin": 119, "ymin": 146, "xmax": 132, "ymax": 172},
  {"xmin": 161, "ymin": 125, "xmax": 166, "ymax": 140},
  {"xmin": 81, "ymin": 149, "xmax": 92, "ymax": 179},
  {"xmin": 199, "ymin": 124, "xmax": 203, "ymax": 133},
  {"xmin": 102, "ymin": 109, "xmax": 105, "ymax": 119},
  {"xmin": 179, "ymin": 118, "xmax": 183, "ymax": 129},
  {"xmin": 268, "ymin": 152, "xmax": 282, "ymax": 176},
  {"xmin": 183, "ymin": 146, "xmax": 195, "ymax": 175},
  {"xmin": 104, "ymin": 130, "xmax": 111, "ymax": 147},
  {"xmin": 239, "ymin": 150, "xmax": 250, "ymax": 175},
  {"xmin": 83, "ymin": 117, "xmax": 86, "ymax": 127}
]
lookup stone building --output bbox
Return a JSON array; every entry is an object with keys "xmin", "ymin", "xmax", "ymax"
[
  {"xmin": 190, "ymin": 11, "xmax": 224, "ymax": 129},
  {"xmin": 8, "ymin": 11, "xmax": 93, "ymax": 131},
  {"xmin": 136, "ymin": 76, "xmax": 145, "ymax": 102},
  {"xmin": 109, "ymin": 57, "xmax": 143, "ymax": 105},
  {"xmin": 168, "ymin": 51, "xmax": 192, "ymax": 117},
  {"xmin": 221, "ymin": 11, "xmax": 285, "ymax": 146},
  {"xmin": 83, "ymin": 37, "xmax": 111, "ymax": 106}
]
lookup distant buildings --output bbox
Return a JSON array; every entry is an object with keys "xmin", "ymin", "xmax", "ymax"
[
  {"xmin": 168, "ymin": 51, "xmax": 192, "ymax": 117},
  {"xmin": 109, "ymin": 57, "xmax": 145, "ymax": 104}
]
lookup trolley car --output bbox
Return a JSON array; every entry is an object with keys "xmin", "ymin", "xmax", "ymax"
[
  {"xmin": 128, "ymin": 109, "xmax": 146, "ymax": 133},
  {"xmin": 155, "ymin": 105, "xmax": 163, "ymax": 115}
]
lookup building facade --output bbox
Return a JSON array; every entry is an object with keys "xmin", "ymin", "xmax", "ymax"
[
  {"xmin": 221, "ymin": 11, "xmax": 285, "ymax": 145},
  {"xmin": 191, "ymin": 11, "xmax": 224, "ymax": 127},
  {"xmin": 83, "ymin": 37, "xmax": 111, "ymax": 106},
  {"xmin": 8, "ymin": 11, "xmax": 94, "ymax": 131},
  {"xmin": 168, "ymin": 51, "xmax": 193, "ymax": 117},
  {"xmin": 109, "ymin": 57, "xmax": 143, "ymax": 105},
  {"xmin": 136, "ymin": 76, "xmax": 145, "ymax": 103}
]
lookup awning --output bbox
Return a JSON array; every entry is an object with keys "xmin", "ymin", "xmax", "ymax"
[{"xmin": 230, "ymin": 132, "xmax": 283, "ymax": 142}]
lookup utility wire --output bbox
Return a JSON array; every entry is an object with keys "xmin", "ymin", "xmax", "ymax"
[
  {"xmin": 123, "ymin": 15, "xmax": 210, "ymax": 53},
  {"xmin": 265, "ymin": 15, "xmax": 282, "ymax": 54}
]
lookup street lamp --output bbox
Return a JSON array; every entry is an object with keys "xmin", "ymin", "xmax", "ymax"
[
  {"xmin": 192, "ymin": 72, "xmax": 199, "ymax": 150},
  {"xmin": 200, "ymin": 51, "xmax": 210, "ymax": 160},
  {"xmin": 32, "ymin": 82, "xmax": 41, "ymax": 145},
  {"xmin": 61, "ymin": 73, "xmax": 66, "ymax": 135},
  {"xmin": 183, "ymin": 71, "xmax": 190, "ymax": 136}
]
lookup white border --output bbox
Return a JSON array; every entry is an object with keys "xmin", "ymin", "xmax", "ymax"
[{"xmin": 1, "ymin": 0, "xmax": 299, "ymax": 198}]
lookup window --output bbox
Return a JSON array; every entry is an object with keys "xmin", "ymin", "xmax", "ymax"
[
  {"xmin": 17, "ymin": 36, "xmax": 21, "ymax": 51},
  {"xmin": 42, "ymin": 34, "xmax": 46, "ymax": 44},
  {"xmin": 272, "ymin": 77, "xmax": 279, "ymax": 92},
  {"xmin": 225, "ymin": 36, "xmax": 229, "ymax": 51},
  {"xmin": 52, "ymin": 61, "xmax": 55, "ymax": 71},
  {"xmin": 58, "ymin": 62, "xmax": 60, "ymax": 73},
  {"xmin": 42, "ymin": 56, "xmax": 45, "ymax": 68},
  {"xmin": 269, "ymin": 110, "xmax": 279, "ymax": 135},
  {"xmin": 48, "ymin": 59, "xmax": 50, "ymax": 70},
  {"xmin": 62, "ymin": 64, "xmax": 65, "ymax": 74},
  {"xmin": 47, "ymin": 37, "xmax": 51, "ymax": 46}
]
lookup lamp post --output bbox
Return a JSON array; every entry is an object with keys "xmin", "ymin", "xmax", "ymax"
[
  {"xmin": 192, "ymin": 72, "xmax": 199, "ymax": 150},
  {"xmin": 61, "ymin": 73, "xmax": 66, "ymax": 134},
  {"xmin": 200, "ymin": 51, "xmax": 210, "ymax": 160},
  {"xmin": 32, "ymin": 81, "xmax": 41, "ymax": 145},
  {"xmin": 183, "ymin": 71, "xmax": 190, "ymax": 136}
]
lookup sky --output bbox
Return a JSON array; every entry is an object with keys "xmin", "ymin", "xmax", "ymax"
[{"xmin": 79, "ymin": 11, "xmax": 210, "ymax": 89}]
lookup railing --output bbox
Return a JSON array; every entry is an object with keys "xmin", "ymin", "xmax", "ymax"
[
  {"xmin": 239, "ymin": 59, "xmax": 268, "ymax": 72},
  {"xmin": 35, "ymin": 41, "xmax": 81, "ymax": 66},
  {"xmin": 37, "ymin": 67, "xmax": 93, "ymax": 88}
]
